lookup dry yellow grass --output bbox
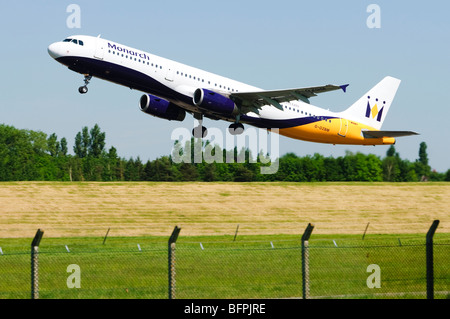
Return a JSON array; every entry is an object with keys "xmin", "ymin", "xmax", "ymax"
[{"xmin": 0, "ymin": 182, "xmax": 448, "ymax": 238}]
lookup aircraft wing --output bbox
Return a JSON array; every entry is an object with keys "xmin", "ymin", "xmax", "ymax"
[
  {"xmin": 362, "ymin": 131, "xmax": 419, "ymax": 138},
  {"xmin": 230, "ymin": 84, "xmax": 349, "ymax": 112}
]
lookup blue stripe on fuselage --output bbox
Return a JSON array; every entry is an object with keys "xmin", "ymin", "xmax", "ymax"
[
  {"xmin": 56, "ymin": 56, "xmax": 335, "ymax": 129},
  {"xmin": 56, "ymin": 56, "xmax": 190, "ymax": 104},
  {"xmin": 240, "ymin": 114, "xmax": 336, "ymax": 129}
]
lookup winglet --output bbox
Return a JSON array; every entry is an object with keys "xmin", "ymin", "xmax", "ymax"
[{"xmin": 340, "ymin": 84, "xmax": 349, "ymax": 93}]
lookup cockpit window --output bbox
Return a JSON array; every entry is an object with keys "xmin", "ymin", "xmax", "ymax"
[{"xmin": 62, "ymin": 38, "xmax": 83, "ymax": 46}]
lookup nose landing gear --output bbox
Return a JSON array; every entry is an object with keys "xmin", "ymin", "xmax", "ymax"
[{"xmin": 78, "ymin": 75, "xmax": 92, "ymax": 94}]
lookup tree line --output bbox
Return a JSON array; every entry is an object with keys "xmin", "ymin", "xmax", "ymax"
[{"xmin": 0, "ymin": 123, "xmax": 448, "ymax": 182}]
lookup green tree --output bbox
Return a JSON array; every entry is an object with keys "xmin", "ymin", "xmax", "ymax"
[
  {"xmin": 74, "ymin": 131, "xmax": 86, "ymax": 158},
  {"xmin": 323, "ymin": 156, "xmax": 343, "ymax": 181},
  {"xmin": 383, "ymin": 146, "xmax": 400, "ymax": 181},
  {"xmin": 47, "ymin": 133, "xmax": 60, "ymax": 157},
  {"xmin": 179, "ymin": 162, "xmax": 198, "ymax": 181},
  {"xmin": 89, "ymin": 124, "xmax": 106, "ymax": 158},
  {"xmin": 415, "ymin": 142, "xmax": 431, "ymax": 180},
  {"xmin": 386, "ymin": 145, "xmax": 396, "ymax": 157},
  {"xmin": 418, "ymin": 142, "xmax": 429, "ymax": 166},
  {"xmin": 60, "ymin": 137, "xmax": 68, "ymax": 156},
  {"xmin": 445, "ymin": 169, "xmax": 450, "ymax": 182}
]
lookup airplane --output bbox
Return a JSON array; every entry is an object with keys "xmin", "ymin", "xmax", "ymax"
[{"xmin": 48, "ymin": 35, "xmax": 417, "ymax": 145}]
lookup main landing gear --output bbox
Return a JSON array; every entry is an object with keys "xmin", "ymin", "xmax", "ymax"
[
  {"xmin": 191, "ymin": 114, "xmax": 245, "ymax": 138},
  {"xmin": 228, "ymin": 123, "xmax": 244, "ymax": 135},
  {"xmin": 228, "ymin": 114, "xmax": 244, "ymax": 135},
  {"xmin": 192, "ymin": 125, "xmax": 208, "ymax": 138},
  {"xmin": 78, "ymin": 75, "xmax": 92, "ymax": 94},
  {"xmin": 192, "ymin": 113, "xmax": 208, "ymax": 138}
]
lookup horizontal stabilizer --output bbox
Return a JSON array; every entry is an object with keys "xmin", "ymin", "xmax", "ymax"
[
  {"xmin": 362, "ymin": 130, "xmax": 419, "ymax": 138},
  {"xmin": 340, "ymin": 84, "xmax": 349, "ymax": 93}
]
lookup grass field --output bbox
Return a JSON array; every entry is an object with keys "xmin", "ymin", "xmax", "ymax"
[
  {"xmin": 0, "ymin": 182, "xmax": 448, "ymax": 299},
  {"xmin": 1, "ymin": 233, "xmax": 449, "ymax": 299},
  {"xmin": 0, "ymin": 182, "xmax": 449, "ymax": 238}
]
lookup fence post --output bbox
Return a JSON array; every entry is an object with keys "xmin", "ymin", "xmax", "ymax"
[
  {"xmin": 362, "ymin": 222, "xmax": 370, "ymax": 240},
  {"xmin": 301, "ymin": 223, "xmax": 314, "ymax": 299},
  {"xmin": 31, "ymin": 229, "xmax": 44, "ymax": 299},
  {"xmin": 426, "ymin": 220, "xmax": 439, "ymax": 300},
  {"xmin": 102, "ymin": 227, "xmax": 111, "ymax": 245},
  {"xmin": 233, "ymin": 224, "xmax": 239, "ymax": 242},
  {"xmin": 168, "ymin": 226, "xmax": 181, "ymax": 300}
]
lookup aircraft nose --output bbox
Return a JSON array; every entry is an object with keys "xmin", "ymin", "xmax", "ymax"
[{"xmin": 48, "ymin": 42, "xmax": 63, "ymax": 59}]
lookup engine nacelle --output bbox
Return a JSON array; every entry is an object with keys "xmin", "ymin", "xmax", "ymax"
[
  {"xmin": 139, "ymin": 94, "xmax": 185, "ymax": 122},
  {"xmin": 193, "ymin": 88, "xmax": 239, "ymax": 115}
]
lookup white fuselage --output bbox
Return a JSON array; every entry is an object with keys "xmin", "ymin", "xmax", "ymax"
[{"xmin": 48, "ymin": 35, "xmax": 403, "ymax": 145}]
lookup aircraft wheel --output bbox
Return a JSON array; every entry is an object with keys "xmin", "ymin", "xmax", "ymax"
[
  {"xmin": 228, "ymin": 123, "xmax": 244, "ymax": 135},
  {"xmin": 78, "ymin": 86, "xmax": 88, "ymax": 94},
  {"xmin": 192, "ymin": 126, "xmax": 208, "ymax": 138}
]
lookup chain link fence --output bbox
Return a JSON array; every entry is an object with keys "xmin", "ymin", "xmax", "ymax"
[
  {"xmin": 308, "ymin": 238, "xmax": 449, "ymax": 298},
  {"xmin": 0, "ymin": 224, "xmax": 448, "ymax": 299}
]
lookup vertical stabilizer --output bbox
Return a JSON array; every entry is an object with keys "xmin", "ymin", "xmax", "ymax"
[{"xmin": 341, "ymin": 76, "xmax": 401, "ymax": 130}]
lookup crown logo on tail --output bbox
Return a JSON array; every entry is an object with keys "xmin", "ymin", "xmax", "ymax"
[{"xmin": 365, "ymin": 96, "xmax": 385, "ymax": 122}]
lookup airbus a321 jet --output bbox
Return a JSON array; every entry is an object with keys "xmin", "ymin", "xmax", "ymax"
[{"xmin": 48, "ymin": 35, "xmax": 417, "ymax": 144}]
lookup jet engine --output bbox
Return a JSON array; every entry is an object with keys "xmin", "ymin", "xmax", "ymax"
[
  {"xmin": 139, "ymin": 94, "xmax": 186, "ymax": 121},
  {"xmin": 193, "ymin": 89, "xmax": 239, "ymax": 115}
]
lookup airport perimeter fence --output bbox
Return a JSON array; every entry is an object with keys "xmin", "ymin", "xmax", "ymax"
[{"xmin": 0, "ymin": 221, "xmax": 449, "ymax": 299}]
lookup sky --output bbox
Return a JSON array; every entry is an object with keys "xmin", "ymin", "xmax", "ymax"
[{"xmin": 1, "ymin": 1, "xmax": 449, "ymax": 172}]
